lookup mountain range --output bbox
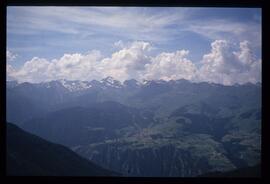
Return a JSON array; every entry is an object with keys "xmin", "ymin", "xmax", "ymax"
[{"xmin": 6, "ymin": 77, "xmax": 261, "ymax": 177}]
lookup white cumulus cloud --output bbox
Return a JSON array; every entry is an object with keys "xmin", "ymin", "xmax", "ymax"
[
  {"xmin": 10, "ymin": 50, "xmax": 103, "ymax": 83},
  {"xmin": 144, "ymin": 50, "xmax": 197, "ymax": 81},
  {"xmin": 100, "ymin": 41, "xmax": 152, "ymax": 81},
  {"xmin": 7, "ymin": 40, "xmax": 261, "ymax": 85},
  {"xmin": 6, "ymin": 50, "xmax": 18, "ymax": 81},
  {"xmin": 198, "ymin": 40, "xmax": 261, "ymax": 85},
  {"xmin": 6, "ymin": 50, "xmax": 17, "ymax": 62}
]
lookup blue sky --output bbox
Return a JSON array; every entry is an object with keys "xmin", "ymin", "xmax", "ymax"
[{"xmin": 6, "ymin": 7, "xmax": 262, "ymax": 85}]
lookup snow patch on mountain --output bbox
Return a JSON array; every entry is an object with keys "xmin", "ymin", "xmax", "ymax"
[
  {"xmin": 59, "ymin": 79, "xmax": 92, "ymax": 92},
  {"xmin": 101, "ymin": 77, "xmax": 123, "ymax": 88}
]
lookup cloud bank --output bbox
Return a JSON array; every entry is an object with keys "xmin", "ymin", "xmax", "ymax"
[
  {"xmin": 198, "ymin": 40, "xmax": 261, "ymax": 85},
  {"xmin": 7, "ymin": 40, "xmax": 261, "ymax": 85}
]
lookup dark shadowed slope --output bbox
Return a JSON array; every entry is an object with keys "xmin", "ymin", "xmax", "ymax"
[
  {"xmin": 198, "ymin": 164, "xmax": 261, "ymax": 177},
  {"xmin": 6, "ymin": 122, "xmax": 119, "ymax": 176}
]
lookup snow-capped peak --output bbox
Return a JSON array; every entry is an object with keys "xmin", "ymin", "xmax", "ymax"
[
  {"xmin": 142, "ymin": 79, "xmax": 150, "ymax": 85},
  {"xmin": 58, "ymin": 79, "xmax": 92, "ymax": 92},
  {"xmin": 100, "ymin": 77, "xmax": 122, "ymax": 88},
  {"xmin": 101, "ymin": 76, "xmax": 115, "ymax": 84}
]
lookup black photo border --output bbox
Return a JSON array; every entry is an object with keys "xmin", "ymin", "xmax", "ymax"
[{"xmin": 0, "ymin": 0, "xmax": 268, "ymax": 184}]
